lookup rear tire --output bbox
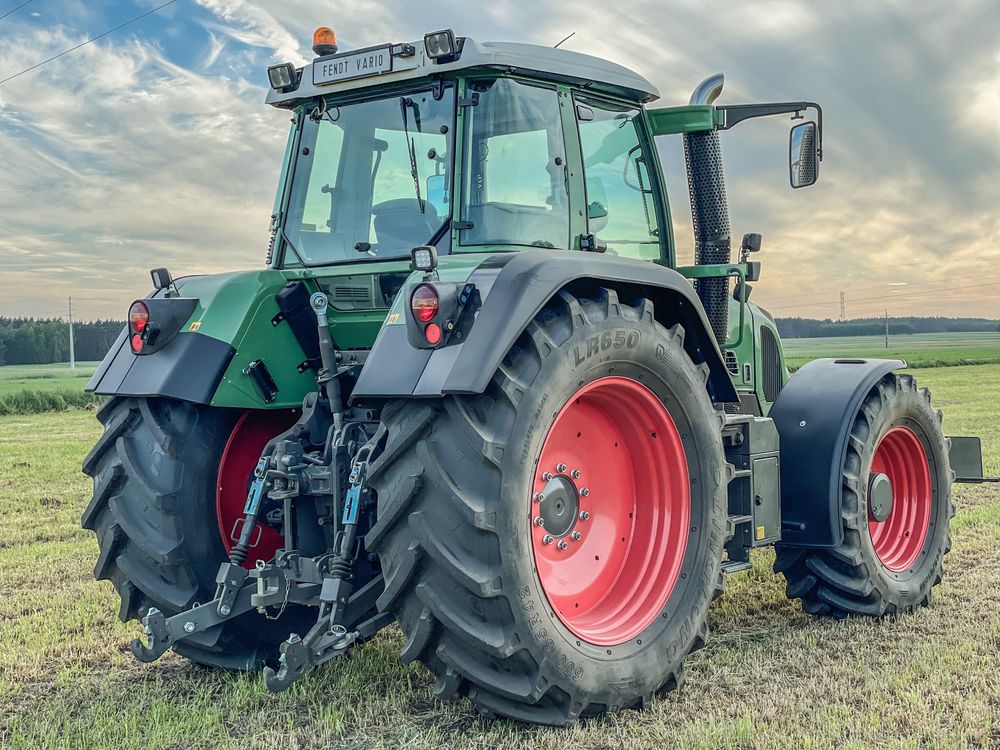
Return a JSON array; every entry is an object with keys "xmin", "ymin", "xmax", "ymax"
[
  {"xmin": 774, "ymin": 373, "xmax": 954, "ymax": 617},
  {"xmin": 82, "ymin": 397, "xmax": 311, "ymax": 669},
  {"xmin": 366, "ymin": 288, "xmax": 729, "ymax": 724}
]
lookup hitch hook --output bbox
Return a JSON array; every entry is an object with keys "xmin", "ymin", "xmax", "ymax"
[{"xmin": 129, "ymin": 607, "xmax": 172, "ymax": 663}]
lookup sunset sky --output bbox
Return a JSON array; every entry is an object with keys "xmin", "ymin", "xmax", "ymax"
[{"xmin": 1, "ymin": 0, "xmax": 997, "ymax": 322}]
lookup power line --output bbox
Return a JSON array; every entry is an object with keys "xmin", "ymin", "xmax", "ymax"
[
  {"xmin": 0, "ymin": 0, "xmax": 179, "ymax": 87},
  {"xmin": 0, "ymin": 0, "xmax": 35, "ymax": 22}
]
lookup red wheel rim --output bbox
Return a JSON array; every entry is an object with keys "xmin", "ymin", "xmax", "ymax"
[
  {"xmin": 216, "ymin": 410, "xmax": 298, "ymax": 569},
  {"xmin": 530, "ymin": 376, "xmax": 690, "ymax": 646},
  {"xmin": 868, "ymin": 426, "xmax": 932, "ymax": 572}
]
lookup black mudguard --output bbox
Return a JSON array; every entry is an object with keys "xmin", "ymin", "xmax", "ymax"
[
  {"xmin": 87, "ymin": 329, "xmax": 235, "ymax": 404},
  {"xmin": 353, "ymin": 250, "xmax": 739, "ymax": 404},
  {"xmin": 770, "ymin": 357, "xmax": 904, "ymax": 548}
]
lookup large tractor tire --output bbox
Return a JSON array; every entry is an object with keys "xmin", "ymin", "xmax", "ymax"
[
  {"xmin": 774, "ymin": 373, "xmax": 954, "ymax": 617},
  {"xmin": 366, "ymin": 287, "xmax": 729, "ymax": 725},
  {"xmin": 82, "ymin": 397, "xmax": 311, "ymax": 669}
]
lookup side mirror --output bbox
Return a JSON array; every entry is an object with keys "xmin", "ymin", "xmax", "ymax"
[{"xmin": 789, "ymin": 121, "xmax": 819, "ymax": 188}]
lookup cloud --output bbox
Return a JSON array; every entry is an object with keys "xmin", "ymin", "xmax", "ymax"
[
  {"xmin": 193, "ymin": 0, "xmax": 306, "ymax": 64},
  {"xmin": 201, "ymin": 31, "xmax": 226, "ymax": 69},
  {"xmin": 0, "ymin": 23, "xmax": 288, "ymax": 318},
  {"xmin": 0, "ymin": 0, "xmax": 997, "ymax": 322}
]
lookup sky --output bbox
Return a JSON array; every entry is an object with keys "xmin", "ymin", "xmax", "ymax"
[{"xmin": 0, "ymin": 0, "xmax": 997, "ymax": 322}]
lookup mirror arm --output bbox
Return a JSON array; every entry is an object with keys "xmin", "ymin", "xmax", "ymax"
[{"xmin": 717, "ymin": 102, "xmax": 824, "ymax": 160}]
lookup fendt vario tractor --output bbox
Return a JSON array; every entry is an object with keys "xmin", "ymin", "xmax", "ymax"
[{"xmin": 82, "ymin": 28, "xmax": 991, "ymax": 724}]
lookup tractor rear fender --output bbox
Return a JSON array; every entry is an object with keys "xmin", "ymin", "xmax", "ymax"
[
  {"xmin": 352, "ymin": 250, "xmax": 739, "ymax": 404},
  {"xmin": 769, "ymin": 357, "xmax": 905, "ymax": 548}
]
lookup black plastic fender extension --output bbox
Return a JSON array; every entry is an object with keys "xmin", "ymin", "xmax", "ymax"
[
  {"xmin": 352, "ymin": 250, "xmax": 739, "ymax": 404},
  {"xmin": 769, "ymin": 357, "xmax": 904, "ymax": 548}
]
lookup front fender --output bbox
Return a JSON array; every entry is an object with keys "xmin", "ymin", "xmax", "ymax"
[{"xmin": 770, "ymin": 357, "xmax": 905, "ymax": 548}]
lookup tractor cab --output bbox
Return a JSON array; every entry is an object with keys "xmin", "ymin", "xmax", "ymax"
[{"xmin": 265, "ymin": 30, "xmax": 669, "ymax": 268}]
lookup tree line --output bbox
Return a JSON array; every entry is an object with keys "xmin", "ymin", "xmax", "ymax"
[
  {"xmin": 776, "ymin": 316, "xmax": 1000, "ymax": 339},
  {"xmin": 0, "ymin": 318, "xmax": 124, "ymax": 365}
]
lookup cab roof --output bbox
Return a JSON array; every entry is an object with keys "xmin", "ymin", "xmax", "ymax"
[{"xmin": 265, "ymin": 36, "xmax": 660, "ymax": 108}]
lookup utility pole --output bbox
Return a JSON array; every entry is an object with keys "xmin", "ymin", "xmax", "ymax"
[
  {"xmin": 68, "ymin": 296, "xmax": 75, "ymax": 369},
  {"xmin": 839, "ymin": 291, "xmax": 846, "ymax": 321},
  {"xmin": 884, "ymin": 307, "xmax": 889, "ymax": 350}
]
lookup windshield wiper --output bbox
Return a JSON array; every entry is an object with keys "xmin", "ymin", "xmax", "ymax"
[{"xmin": 399, "ymin": 97, "xmax": 425, "ymax": 214}]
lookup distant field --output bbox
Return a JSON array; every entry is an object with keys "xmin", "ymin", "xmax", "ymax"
[
  {"xmin": 782, "ymin": 331, "xmax": 1000, "ymax": 370},
  {"xmin": 0, "ymin": 362, "xmax": 101, "ymax": 379},
  {"xmin": 0, "ymin": 362, "xmax": 99, "ymax": 392}
]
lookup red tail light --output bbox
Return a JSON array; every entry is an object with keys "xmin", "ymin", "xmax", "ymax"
[
  {"xmin": 424, "ymin": 322, "xmax": 442, "ymax": 345},
  {"xmin": 129, "ymin": 301, "xmax": 149, "ymax": 352},
  {"xmin": 411, "ymin": 284, "xmax": 439, "ymax": 323}
]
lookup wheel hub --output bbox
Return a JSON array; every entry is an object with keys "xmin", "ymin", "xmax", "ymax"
[
  {"xmin": 538, "ymin": 475, "xmax": 580, "ymax": 537},
  {"xmin": 867, "ymin": 425, "xmax": 932, "ymax": 572},
  {"xmin": 529, "ymin": 376, "xmax": 690, "ymax": 647},
  {"xmin": 868, "ymin": 471, "xmax": 893, "ymax": 522}
]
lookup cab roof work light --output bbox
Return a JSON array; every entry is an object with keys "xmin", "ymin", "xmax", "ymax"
[{"xmin": 267, "ymin": 62, "xmax": 298, "ymax": 92}]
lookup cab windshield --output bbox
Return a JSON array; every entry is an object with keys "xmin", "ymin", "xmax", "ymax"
[{"xmin": 282, "ymin": 84, "xmax": 455, "ymax": 265}]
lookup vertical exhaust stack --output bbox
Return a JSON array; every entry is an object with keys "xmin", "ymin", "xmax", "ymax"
[{"xmin": 683, "ymin": 74, "xmax": 731, "ymax": 346}]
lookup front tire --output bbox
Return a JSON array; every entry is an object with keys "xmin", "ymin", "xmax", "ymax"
[
  {"xmin": 774, "ymin": 373, "xmax": 954, "ymax": 617},
  {"xmin": 366, "ymin": 288, "xmax": 729, "ymax": 724}
]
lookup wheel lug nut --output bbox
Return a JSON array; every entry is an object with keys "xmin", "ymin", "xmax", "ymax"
[
  {"xmin": 542, "ymin": 472, "xmax": 553, "ymax": 481},
  {"xmin": 557, "ymin": 540, "xmax": 569, "ymax": 550},
  {"xmin": 571, "ymin": 469, "xmax": 581, "ymax": 479},
  {"xmin": 542, "ymin": 534, "xmax": 554, "ymax": 545},
  {"xmin": 533, "ymin": 492, "xmax": 543, "ymax": 502},
  {"xmin": 571, "ymin": 531, "xmax": 582, "ymax": 541},
  {"xmin": 556, "ymin": 463, "xmax": 567, "ymax": 473},
  {"xmin": 579, "ymin": 511, "xmax": 590, "ymax": 521},
  {"xmin": 533, "ymin": 516, "xmax": 545, "ymax": 527},
  {"xmin": 580, "ymin": 488, "xmax": 590, "ymax": 497}
]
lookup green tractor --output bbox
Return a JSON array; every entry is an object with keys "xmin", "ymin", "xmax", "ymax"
[{"xmin": 82, "ymin": 27, "xmax": 990, "ymax": 724}]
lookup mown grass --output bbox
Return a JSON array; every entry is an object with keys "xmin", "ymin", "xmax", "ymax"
[
  {"xmin": 1, "ymin": 365, "xmax": 999, "ymax": 749},
  {"xmin": 782, "ymin": 332, "xmax": 1000, "ymax": 371}
]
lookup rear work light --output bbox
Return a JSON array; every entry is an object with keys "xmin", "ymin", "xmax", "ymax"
[
  {"xmin": 129, "ymin": 301, "xmax": 149, "ymax": 353},
  {"xmin": 267, "ymin": 62, "xmax": 298, "ymax": 91},
  {"xmin": 411, "ymin": 284, "xmax": 439, "ymax": 323},
  {"xmin": 424, "ymin": 29, "xmax": 456, "ymax": 60}
]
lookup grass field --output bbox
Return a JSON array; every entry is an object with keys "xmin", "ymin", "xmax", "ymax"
[
  {"xmin": 2, "ymin": 364, "xmax": 998, "ymax": 749},
  {"xmin": 782, "ymin": 332, "xmax": 1000, "ymax": 370}
]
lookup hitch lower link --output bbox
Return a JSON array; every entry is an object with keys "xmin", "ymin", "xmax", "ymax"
[
  {"xmin": 261, "ymin": 448, "xmax": 375, "ymax": 691},
  {"xmin": 129, "ymin": 452, "xmax": 384, "ymax": 693}
]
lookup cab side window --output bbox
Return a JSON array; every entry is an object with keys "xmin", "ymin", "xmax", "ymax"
[
  {"xmin": 577, "ymin": 99, "xmax": 661, "ymax": 260},
  {"xmin": 461, "ymin": 79, "xmax": 570, "ymax": 249}
]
